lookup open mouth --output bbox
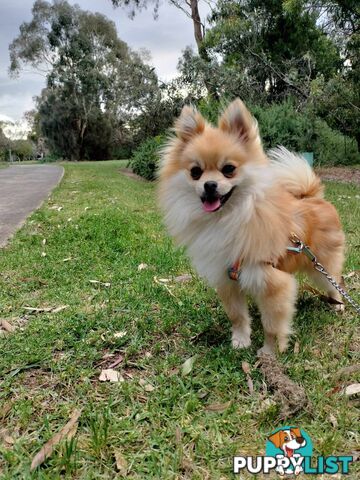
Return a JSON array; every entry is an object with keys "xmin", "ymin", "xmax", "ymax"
[
  {"xmin": 201, "ymin": 187, "xmax": 235, "ymax": 213},
  {"xmin": 285, "ymin": 446, "xmax": 294, "ymax": 457}
]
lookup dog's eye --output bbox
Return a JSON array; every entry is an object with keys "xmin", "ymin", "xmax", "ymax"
[
  {"xmin": 190, "ymin": 166, "xmax": 203, "ymax": 180},
  {"xmin": 222, "ymin": 164, "xmax": 236, "ymax": 178},
  {"xmin": 284, "ymin": 436, "xmax": 289, "ymax": 441}
]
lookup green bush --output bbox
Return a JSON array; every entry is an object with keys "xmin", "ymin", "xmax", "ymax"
[
  {"xmin": 128, "ymin": 135, "xmax": 166, "ymax": 180},
  {"xmin": 252, "ymin": 101, "xmax": 359, "ymax": 166},
  {"xmin": 312, "ymin": 118, "xmax": 359, "ymax": 166}
]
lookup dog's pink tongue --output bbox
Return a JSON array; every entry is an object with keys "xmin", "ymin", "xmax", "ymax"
[{"xmin": 203, "ymin": 199, "xmax": 221, "ymax": 212}]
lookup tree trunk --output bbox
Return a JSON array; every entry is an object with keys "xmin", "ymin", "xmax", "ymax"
[
  {"xmin": 190, "ymin": 0, "xmax": 203, "ymax": 48},
  {"xmin": 189, "ymin": 0, "xmax": 218, "ymax": 99}
]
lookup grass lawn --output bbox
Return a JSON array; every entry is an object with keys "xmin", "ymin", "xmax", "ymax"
[{"xmin": 0, "ymin": 160, "xmax": 359, "ymax": 479}]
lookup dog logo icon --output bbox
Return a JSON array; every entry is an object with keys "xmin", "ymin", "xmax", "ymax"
[{"xmin": 266, "ymin": 426, "xmax": 313, "ymax": 476}]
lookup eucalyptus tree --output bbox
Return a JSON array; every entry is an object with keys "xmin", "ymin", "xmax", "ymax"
[{"xmin": 9, "ymin": 0, "xmax": 159, "ymax": 159}]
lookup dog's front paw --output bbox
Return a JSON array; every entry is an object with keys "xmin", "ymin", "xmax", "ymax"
[{"xmin": 232, "ymin": 332, "xmax": 251, "ymax": 349}]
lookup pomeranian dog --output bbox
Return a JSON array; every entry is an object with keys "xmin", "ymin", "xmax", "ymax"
[{"xmin": 158, "ymin": 99, "xmax": 345, "ymax": 354}]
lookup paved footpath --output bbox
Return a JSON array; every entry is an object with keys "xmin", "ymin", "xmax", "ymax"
[{"xmin": 0, "ymin": 164, "xmax": 64, "ymax": 247}]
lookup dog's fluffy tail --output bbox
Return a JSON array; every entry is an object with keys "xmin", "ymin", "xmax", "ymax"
[{"xmin": 268, "ymin": 146, "xmax": 324, "ymax": 199}]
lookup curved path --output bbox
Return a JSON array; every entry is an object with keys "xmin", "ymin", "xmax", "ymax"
[{"xmin": 0, "ymin": 164, "xmax": 64, "ymax": 247}]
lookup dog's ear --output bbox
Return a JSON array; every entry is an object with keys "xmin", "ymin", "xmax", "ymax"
[
  {"xmin": 175, "ymin": 105, "xmax": 205, "ymax": 142},
  {"xmin": 268, "ymin": 431, "xmax": 283, "ymax": 449},
  {"xmin": 219, "ymin": 98, "xmax": 260, "ymax": 146},
  {"xmin": 291, "ymin": 428, "xmax": 302, "ymax": 438}
]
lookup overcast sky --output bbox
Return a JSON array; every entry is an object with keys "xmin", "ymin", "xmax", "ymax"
[{"xmin": 0, "ymin": 0, "xmax": 211, "ymax": 123}]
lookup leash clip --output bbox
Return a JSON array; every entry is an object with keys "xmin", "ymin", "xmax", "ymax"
[{"xmin": 288, "ymin": 233, "xmax": 304, "ymax": 254}]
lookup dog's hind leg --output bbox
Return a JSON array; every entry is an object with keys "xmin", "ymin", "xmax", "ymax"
[
  {"xmin": 256, "ymin": 269, "xmax": 297, "ymax": 354},
  {"xmin": 217, "ymin": 283, "xmax": 252, "ymax": 349}
]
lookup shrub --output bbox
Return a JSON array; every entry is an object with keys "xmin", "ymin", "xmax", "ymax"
[
  {"xmin": 312, "ymin": 119, "xmax": 359, "ymax": 166},
  {"xmin": 252, "ymin": 101, "xmax": 359, "ymax": 166},
  {"xmin": 128, "ymin": 135, "xmax": 166, "ymax": 180}
]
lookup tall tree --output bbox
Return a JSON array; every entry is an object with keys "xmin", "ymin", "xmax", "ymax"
[
  {"xmin": 10, "ymin": 0, "xmax": 158, "ymax": 160},
  {"xmin": 110, "ymin": 0, "xmax": 218, "ymax": 96}
]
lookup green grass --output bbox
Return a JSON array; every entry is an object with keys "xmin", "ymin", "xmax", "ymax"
[{"xmin": 0, "ymin": 161, "xmax": 359, "ymax": 479}]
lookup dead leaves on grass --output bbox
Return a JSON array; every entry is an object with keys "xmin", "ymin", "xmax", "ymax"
[
  {"xmin": 241, "ymin": 361, "xmax": 254, "ymax": 394},
  {"xmin": 181, "ymin": 355, "xmax": 197, "ymax": 376},
  {"xmin": 24, "ymin": 305, "xmax": 68, "ymax": 315},
  {"xmin": 0, "ymin": 319, "xmax": 16, "ymax": 334},
  {"xmin": 114, "ymin": 449, "xmax": 128, "ymax": 475},
  {"xmin": 99, "ymin": 369, "xmax": 124, "ymax": 383},
  {"xmin": 30, "ymin": 409, "xmax": 82, "ymax": 471},
  {"xmin": 89, "ymin": 279, "xmax": 111, "ymax": 288},
  {"xmin": 205, "ymin": 401, "xmax": 232, "ymax": 412}
]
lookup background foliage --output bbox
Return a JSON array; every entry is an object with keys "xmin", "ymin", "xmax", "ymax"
[{"xmin": 6, "ymin": 0, "xmax": 359, "ymax": 167}]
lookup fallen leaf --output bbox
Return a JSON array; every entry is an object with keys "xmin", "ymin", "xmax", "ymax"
[
  {"xmin": 241, "ymin": 361, "xmax": 251, "ymax": 375},
  {"xmin": 114, "ymin": 331, "xmax": 127, "ymax": 339},
  {"xmin": 114, "ymin": 449, "xmax": 128, "ymax": 474},
  {"xmin": 205, "ymin": 401, "xmax": 232, "ymax": 412},
  {"xmin": 294, "ymin": 341, "xmax": 300, "ymax": 354},
  {"xmin": 137, "ymin": 263, "xmax": 148, "ymax": 271},
  {"xmin": 174, "ymin": 274, "xmax": 192, "ymax": 283},
  {"xmin": 42, "ymin": 239, "xmax": 46, "ymax": 246},
  {"xmin": 329, "ymin": 413, "xmax": 338, "ymax": 428},
  {"xmin": 99, "ymin": 369, "xmax": 124, "ymax": 382},
  {"xmin": 107, "ymin": 354, "xmax": 124, "ymax": 369},
  {"xmin": 246, "ymin": 376, "xmax": 254, "ymax": 394},
  {"xmin": 181, "ymin": 355, "xmax": 197, "ymax": 376},
  {"xmin": 1, "ymin": 401, "xmax": 13, "ymax": 420},
  {"xmin": 51, "ymin": 305, "xmax": 68, "ymax": 314},
  {"xmin": 24, "ymin": 306, "xmax": 52, "ymax": 314},
  {"xmin": 197, "ymin": 391, "xmax": 209, "ymax": 399},
  {"xmin": 139, "ymin": 378, "xmax": 155, "ymax": 392},
  {"xmin": 41, "ymin": 252, "xmax": 47, "ymax": 257},
  {"xmin": 24, "ymin": 306, "xmax": 67, "ymax": 314},
  {"xmin": 344, "ymin": 383, "xmax": 360, "ymax": 396},
  {"xmin": 153, "ymin": 276, "xmax": 177, "ymax": 298},
  {"xmin": 175, "ymin": 427, "xmax": 182, "ymax": 444},
  {"xmin": 241, "ymin": 362, "xmax": 254, "ymax": 393},
  {"xmin": 30, "ymin": 409, "xmax": 81, "ymax": 471},
  {"xmin": 1, "ymin": 319, "xmax": 16, "ymax": 333},
  {"xmin": 89, "ymin": 280, "xmax": 111, "ymax": 287},
  {"xmin": 4, "ymin": 435, "xmax": 15, "ymax": 445}
]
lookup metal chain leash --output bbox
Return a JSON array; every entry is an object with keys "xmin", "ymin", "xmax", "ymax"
[{"xmin": 290, "ymin": 234, "xmax": 360, "ymax": 315}]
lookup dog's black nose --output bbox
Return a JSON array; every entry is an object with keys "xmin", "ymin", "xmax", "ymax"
[
  {"xmin": 204, "ymin": 181, "xmax": 218, "ymax": 193},
  {"xmin": 296, "ymin": 436, "xmax": 305, "ymax": 444}
]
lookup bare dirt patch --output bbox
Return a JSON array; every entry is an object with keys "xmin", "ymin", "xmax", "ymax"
[{"xmin": 316, "ymin": 166, "xmax": 360, "ymax": 185}]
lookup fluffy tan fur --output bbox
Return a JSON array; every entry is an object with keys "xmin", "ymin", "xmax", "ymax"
[{"xmin": 158, "ymin": 99, "xmax": 345, "ymax": 354}]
